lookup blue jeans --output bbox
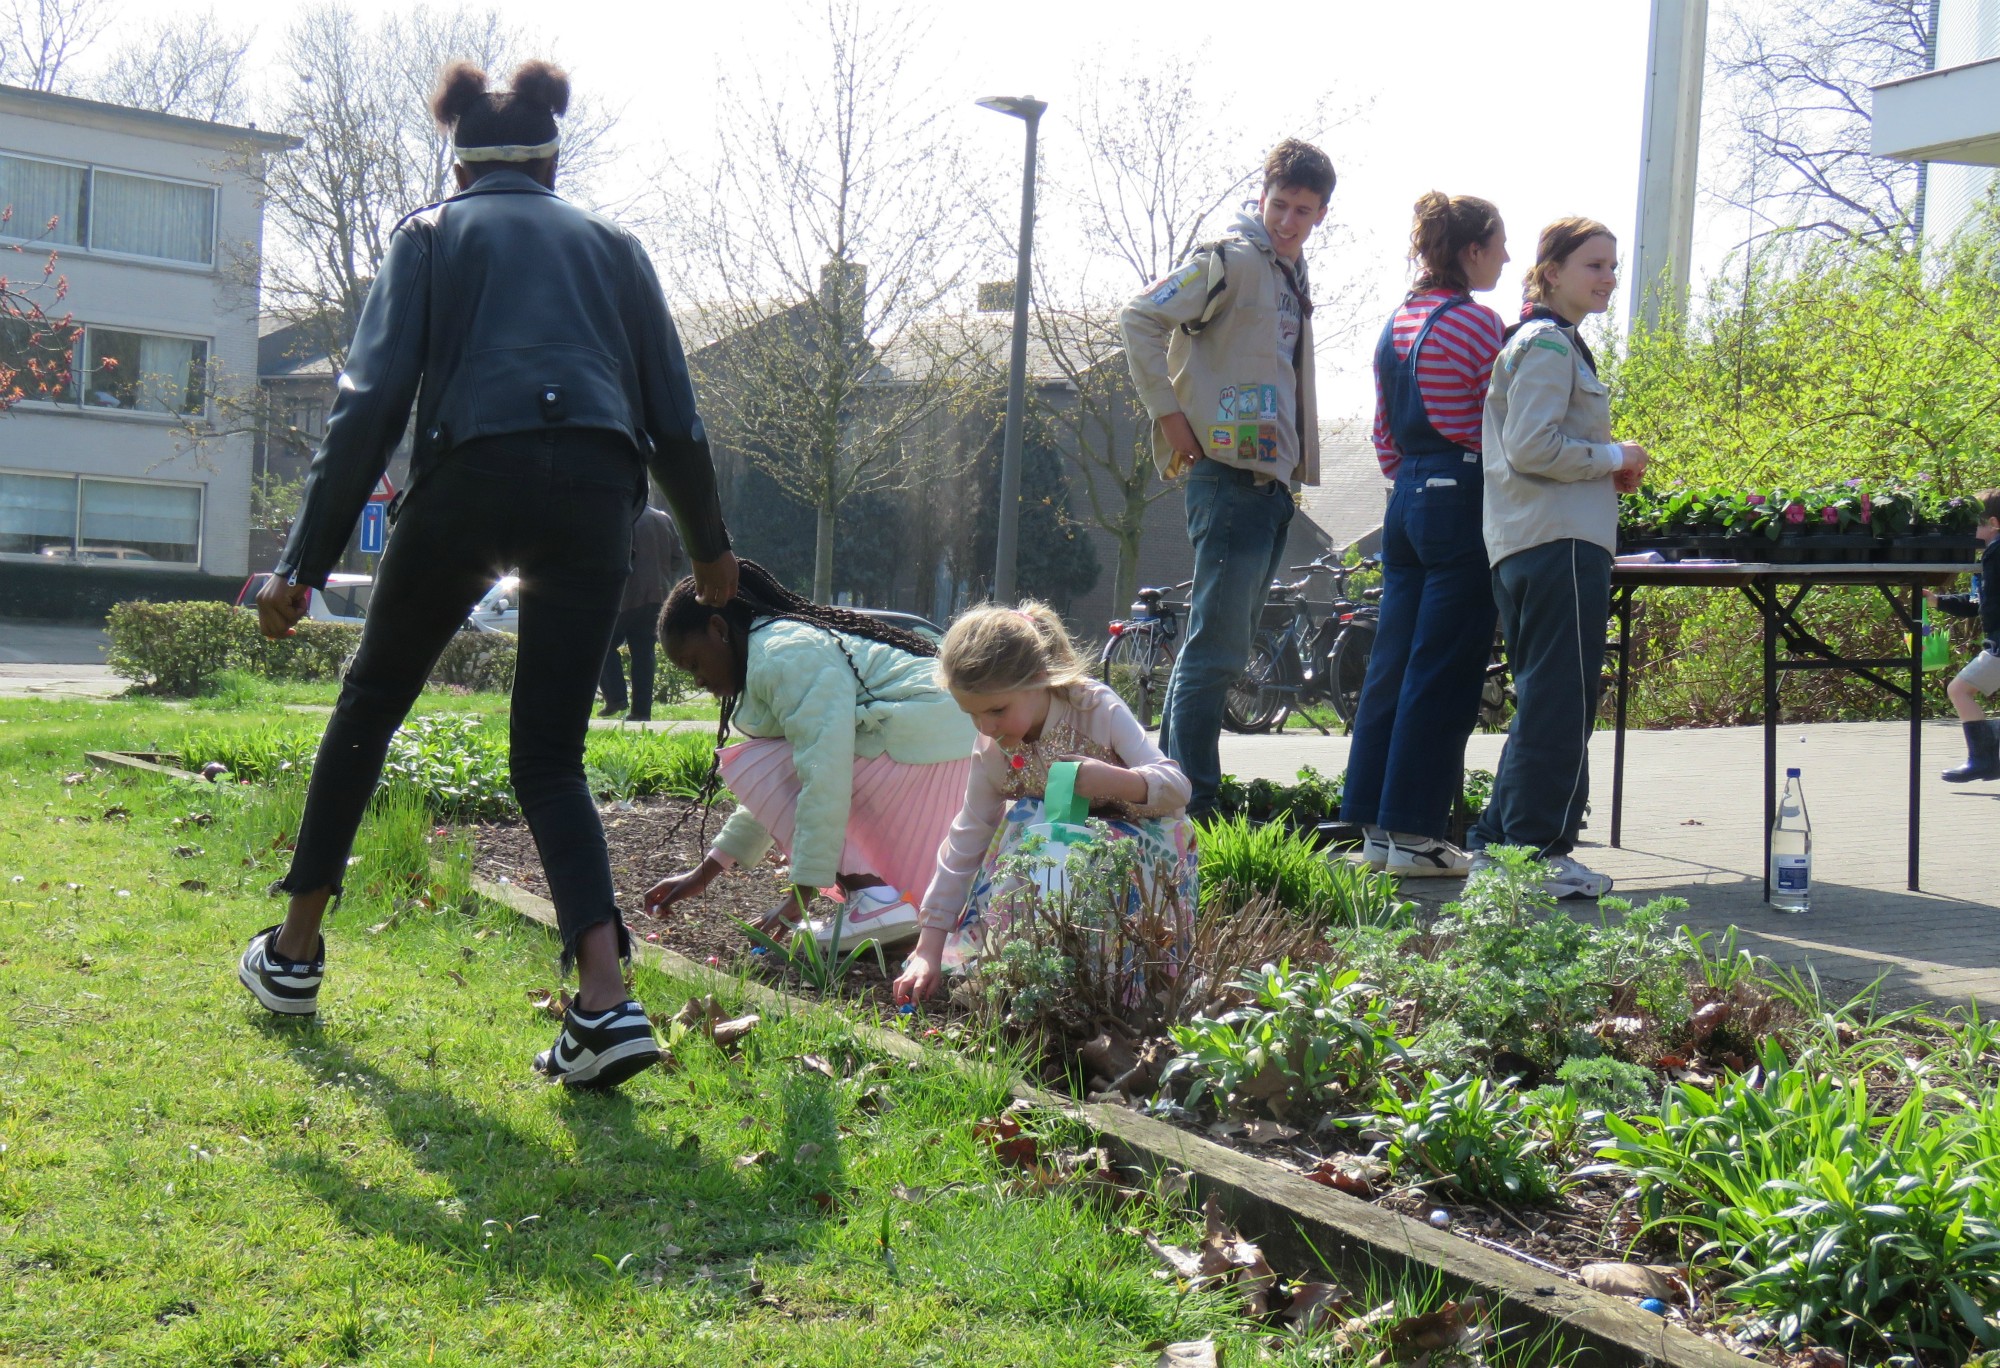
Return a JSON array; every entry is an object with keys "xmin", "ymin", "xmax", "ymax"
[
  {"xmin": 1469, "ymin": 538, "xmax": 1612, "ymax": 858},
  {"xmin": 1160, "ymin": 461, "xmax": 1295, "ymax": 816},
  {"xmin": 1341, "ymin": 453, "xmax": 1495, "ymax": 839}
]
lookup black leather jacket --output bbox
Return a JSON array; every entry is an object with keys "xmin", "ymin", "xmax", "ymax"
[{"xmin": 276, "ymin": 170, "xmax": 731, "ymax": 586}]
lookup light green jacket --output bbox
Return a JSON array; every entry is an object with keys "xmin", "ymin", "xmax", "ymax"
[{"xmin": 711, "ymin": 618, "xmax": 975, "ymax": 888}]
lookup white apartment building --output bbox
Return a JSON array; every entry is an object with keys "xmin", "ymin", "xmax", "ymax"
[{"xmin": 0, "ymin": 83, "xmax": 294, "ymax": 585}]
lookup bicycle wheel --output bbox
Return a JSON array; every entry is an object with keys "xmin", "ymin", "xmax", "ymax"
[
  {"xmin": 1329, "ymin": 618, "xmax": 1376, "ymax": 726},
  {"xmin": 1102, "ymin": 630, "xmax": 1164, "ymax": 730},
  {"xmin": 1224, "ymin": 634, "xmax": 1286, "ymax": 734}
]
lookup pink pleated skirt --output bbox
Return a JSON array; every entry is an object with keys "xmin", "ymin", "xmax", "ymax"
[{"xmin": 716, "ymin": 738, "xmax": 972, "ymax": 900}]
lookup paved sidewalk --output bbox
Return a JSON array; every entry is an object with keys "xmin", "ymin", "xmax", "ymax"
[{"xmin": 1220, "ymin": 721, "xmax": 2000, "ymax": 1010}]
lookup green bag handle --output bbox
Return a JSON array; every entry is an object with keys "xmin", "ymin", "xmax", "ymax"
[{"xmin": 1044, "ymin": 760, "xmax": 1087, "ymax": 827}]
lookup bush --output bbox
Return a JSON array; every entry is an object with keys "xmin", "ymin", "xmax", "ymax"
[
  {"xmin": 1197, "ymin": 814, "xmax": 1411, "ymax": 927},
  {"xmin": 105, "ymin": 600, "xmax": 523, "ymax": 696}
]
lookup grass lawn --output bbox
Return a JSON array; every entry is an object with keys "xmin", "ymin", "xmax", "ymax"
[{"xmin": 0, "ymin": 698, "xmax": 1535, "ymax": 1367}]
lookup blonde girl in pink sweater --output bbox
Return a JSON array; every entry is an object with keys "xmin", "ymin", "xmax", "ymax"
[{"xmin": 892, "ymin": 603, "xmax": 1197, "ymax": 1005}]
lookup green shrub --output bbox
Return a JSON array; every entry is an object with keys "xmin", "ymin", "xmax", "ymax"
[
  {"xmin": 106, "ymin": 600, "xmax": 245, "ymax": 695},
  {"xmin": 1369, "ymin": 1072, "xmax": 1555, "ymax": 1204},
  {"xmin": 1196, "ymin": 814, "xmax": 1410, "ymax": 927},
  {"xmin": 1163, "ymin": 960, "xmax": 1410, "ymax": 1121},
  {"xmin": 430, "ymin": 630, "xmax": 518, "ymax": 693},
  {"xmin": 1543, "ymin": 1055, "xmax": 1655, "ymax": 1115},
  {"xmin": 1595, "ymin": 1038, "xmax": 2000, "ymax": 1357}
]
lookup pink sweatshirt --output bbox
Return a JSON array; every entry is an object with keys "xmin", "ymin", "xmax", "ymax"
[{"xmin": 918, "ymin": 679, "xmax": 1191, "ymax": 930}]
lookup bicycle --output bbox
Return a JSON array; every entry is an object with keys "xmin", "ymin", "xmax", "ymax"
[
  {"xmin": 1226, "ymin": 551, "xmax": 1380, "ymax": 734},
  {"xmin": 1324, "ymin": 610, "xmax": 1514, "ymax": 733},
  {"xmin": 1098, "ymin": 579, "xmax": 1192, "ymax": 731}
]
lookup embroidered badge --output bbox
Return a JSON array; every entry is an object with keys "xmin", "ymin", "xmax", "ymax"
[
  {"xmin": 1146, "ymin": 262, "xmax": 1203, "ymax": 306},
  {"xmin": 1531, "ymin": 337, "xmax": 1569, "ymax": 356},
  {"xmin": 1255, "ymin": 423, "xmax": 1279, "ymax": 463},
  {"xmin": 1236, "ymin": 423, "xmax": 1259, "ymax": 453},
  {"xmin": 1215, "ymin": 385, "xmax": 1237, "ymax": 422},
  {"xmin": 1233, "ymin": 387, "xmax": 1261, "ymax": 419},
  {"xmin": 1209, "ymin": 426, "xmax": 1234, "ymax": 449},
  {"xmin": 1257, "ymin": 384, "xmax": 1279, "ymax": 419}
]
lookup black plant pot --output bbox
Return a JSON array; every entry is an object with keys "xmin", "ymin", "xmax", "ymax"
[
  {"xmin": 1883, "ymin": 534, "xmax": 1982, "ymax": 564},
  {"xmin": 1688, "ymin": 534, "xmax": 1764, "ymax": 561}
]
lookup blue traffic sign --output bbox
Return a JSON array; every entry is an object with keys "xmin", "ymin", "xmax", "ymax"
[{"xmin": 359, "ymin": 502, "xmax": 385, "ymax": 555}]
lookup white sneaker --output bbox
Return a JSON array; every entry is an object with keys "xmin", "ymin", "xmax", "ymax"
[
  {"xmin": 1385, "ymin": 833, "xmax": 1473, "ymax": 879},
  {"xmin": 1541, "ymin": 854, "xmax": 1613, "ymax": 901},
  {"xmin": 807, "ymin": 886, "xmax": 922, "ymax": 951},
  {"xmin": 1357, "ymin": 826, "xmax": 1391, "ymax": 872}
]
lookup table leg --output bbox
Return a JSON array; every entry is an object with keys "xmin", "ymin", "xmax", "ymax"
[
  {"xmin": 1762, "ymin": 586, "xmax": 1777, "ymax": 904},
  {"xmin": 1909, "ymin": 580, "xmax": 1922, "ymax": 892},
  {"xmin": 1612, "ymin": 586, "xmax": 1631, "ymax": 848}
]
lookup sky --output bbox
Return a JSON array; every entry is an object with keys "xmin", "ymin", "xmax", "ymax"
[{"xmin": 80, "ymin": 0, "xmax": 1735, "ymax": 421}]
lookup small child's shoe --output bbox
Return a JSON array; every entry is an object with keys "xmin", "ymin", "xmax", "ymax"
[{"xmin": 806, "ymin": 886, "xmax": 922, "ymax": 951}]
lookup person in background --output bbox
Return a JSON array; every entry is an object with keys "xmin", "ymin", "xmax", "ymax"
[
  {"xmin": 1341, "ymin": 192, "xmax": 1508, "ymax": 878},
  {"xmin": 1467, "ymin": 218, "xmax": 1647, "ymax": 899},
  {"xmin": 645, "ymin": 561, "xmax": 975, "ymax": 952},
  {"xmin": 892, "ymin": 603, "xmax": 1195, "ymax": 1005},
  {"xmin": 244, "ymin": 59, "xmax": 738, "ymax": 1091},
  {"xmin": 599, "ymin": 504, "xmax": 683, "ymax": 721},
  {"xmin": 1927, "ymin": 488, "xmax": 2000, "ymax": 782},
  {"xmin": 1118, "ymin": 138, "xmax": 1335, "ymax": 818}
]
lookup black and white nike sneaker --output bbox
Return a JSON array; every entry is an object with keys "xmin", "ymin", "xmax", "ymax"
[
  {"xmin": 533, "ymin": 999, "xmax": 663, "ymax": 1089},
  {"xmin": 238, "ymin": 924, "xmax": 324, "ymax": 1015}
]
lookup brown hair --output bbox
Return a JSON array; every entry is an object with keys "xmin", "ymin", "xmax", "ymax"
[
  {"xmin": 431, "ymin": 59, "xmax": 570, "ymax": 153},
  {"xmin": 1262, "ymin": 139, "xmax": 1335, "ymax": 204},
  {"xmin": 1410, "ymin": 192, "xmax": 1502, "ymax": 293},
  {"xmin": 939, "ymin": 602, "xmax": 1092, "ymax": 698},
  {"xmin": 1524, "ymin": 216, "xmax": 1616, "ymax": 306},
  {"xmin": 1979, "ymin": 489, "xmax": 2000, "ymax": 522}
]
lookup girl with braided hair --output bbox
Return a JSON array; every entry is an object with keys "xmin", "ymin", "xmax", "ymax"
[{"xmin": 645, "ymin": 561, "xmax": 975, "ymax": 949}]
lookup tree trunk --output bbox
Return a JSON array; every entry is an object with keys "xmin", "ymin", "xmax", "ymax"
[{"xmin": 813, "ymin": 502, "xmax": 837, "ymax": 602}]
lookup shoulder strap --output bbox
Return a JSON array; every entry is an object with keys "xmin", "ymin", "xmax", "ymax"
[{"xmin": 1179, "ymin": 241, "xmax": 1231, "ymax": 337}]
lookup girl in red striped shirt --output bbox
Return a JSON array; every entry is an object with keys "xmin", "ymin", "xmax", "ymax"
[{"xmin": 1342, "ymin": 193, "xmax": 1509, "ymax": 877}]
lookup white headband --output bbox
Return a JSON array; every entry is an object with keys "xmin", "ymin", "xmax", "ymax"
[{"xmin": 456, "ymin": 137, "xmax": 560, "ymax": 164}]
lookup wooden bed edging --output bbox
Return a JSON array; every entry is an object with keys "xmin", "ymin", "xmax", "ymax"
[{"xmin": 469, "ymin": 870, "xmax": 1740, "ymax": 1368}]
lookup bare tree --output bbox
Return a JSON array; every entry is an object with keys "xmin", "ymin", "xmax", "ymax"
[
  {"xmin": 655, "ymin": 0, "xmax": 986, "ymax": 601},
  {"xmin": 88, "ymin": 9, "xmax": 254, "ymax": 123},
  {"xmin": 1030, "ymin": 60, "xmax": 1365, "ymax": 611},
  {"xmin": 1710, "ymin": 0, "xmax": 1931, "ymax": 250},
  {"xmin": 0, "ymin": 0, "xmax": 108, "ymax": 92},
  {"xmin": 248, "ymin": 2, "xmax": 618, "ymax": 371}
]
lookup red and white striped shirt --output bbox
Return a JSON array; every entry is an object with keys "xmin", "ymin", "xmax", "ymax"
[{"xmin": 1370, "ymin": 288, "xmax": 1506, "ymax": 478}]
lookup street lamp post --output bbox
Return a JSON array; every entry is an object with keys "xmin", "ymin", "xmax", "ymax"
[{"xmin": 977, "ymin": 93, "xmax": 1046, "ymax": 605}]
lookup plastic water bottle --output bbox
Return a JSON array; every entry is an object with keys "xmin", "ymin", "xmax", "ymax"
[{"xmin": 1770, "ymin": 768, "xmax": 1811, "ymax": 913}]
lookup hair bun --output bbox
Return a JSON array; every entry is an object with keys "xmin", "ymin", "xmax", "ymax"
[
  {"xmin": 430, "ymin": 61, "xmax": 488, "ymax": 127},
  {"xmin": 509, "ymin": 59, "xmax": 571, "ymax": 117}
]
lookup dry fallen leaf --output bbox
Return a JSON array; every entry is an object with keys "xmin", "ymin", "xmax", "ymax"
[
  {"xmin": 795, "ymin": 1053, "xmax": 838, "ymax": 1079},
  {"xmin": 1375, "ymin": 1299, "xmax": 1488, "ymax": 1366},
  {"xmin": 1152, "ymin": 1340, "xmax": 1221, "ymax": 1368},
  {"xmin": 734, "ymin": 1150, "xmax": 776, "ymax": 1170},
  {"xmin": 1243, "ymin": 1120, "xmax": 1299, "ymax": 1144},
  {"xmin": 673, "ymin": 995, "xmax": 721, "ymax": 1030},
  {"xmin": 1303, "ymin": 1159, "xmax": 1378, "ymax": 1198},
  {"xmin": 526, "ymin": 987, "xmax": 573, "ymax": 1020},
  {"xmin": 711, "ymin": 1014, "xmax": 760, "ymax": 1048},
  {"xmin": 792, "ymin": 1142, "xmax": 823, "ymax": 1165},
  {"xmin": 1580, "ymin": 1262, "xmax": 1684, "ymax": 1301}
]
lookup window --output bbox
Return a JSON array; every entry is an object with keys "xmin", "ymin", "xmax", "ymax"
[
  {"xmin": 0, "ymin": 153, "xmax": 85, "ymax": 247},
  {"xmin": 80, "ymin": 328, "xmax": 206, "ymax": 415},
  {"xmin": 89, "ymin": 170, "xmax": 214, "ymax": 265},
  {"xmin": 0, "ymin": 470, "xmax": 202, "ymax": 564},
  {"xmin": 0, "ymin": 315, "xmax": 78, "ymax": 404},
  {"xmin": 0, "ymin": 151, "xmax": 218, "ymax": 266},
  {"xmin": 78, "ymin": 478, "xmax": 200, "ymax": 562},
  {"xmin": 0, "ymin": 471, "xmax": 78, "ymax": 556}
]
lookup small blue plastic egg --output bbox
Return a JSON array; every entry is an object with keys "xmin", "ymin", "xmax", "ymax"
[{"xmin": 1639, "ymin": 1298, "xmax": 1668, "ymax": 1316}]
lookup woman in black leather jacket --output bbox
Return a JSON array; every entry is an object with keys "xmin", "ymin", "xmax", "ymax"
[{"xmin": 244, "ymin": 59, "xmax": 738, "ymax": 1090}]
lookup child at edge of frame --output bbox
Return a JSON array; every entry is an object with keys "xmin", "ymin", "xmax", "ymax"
[
  {"xmin": 892, "ymin": 603, "xmax": 1198, "ymax": 1007},
  {"xmin": 1926, "ymin": 487, "xmax": 2000, "ymax": 783}
]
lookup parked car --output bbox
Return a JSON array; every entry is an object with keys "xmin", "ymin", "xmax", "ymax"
[
  {"xmin": 853, "ymin": 607, "xmax": 945, "ymax": 644},
  {"xmin": 234, "ymin": 572, "xmax": 376, "ymax": 627},
  {"xmin": 465, "ymin": 575, "xmax": 521, "ymax": 634}
]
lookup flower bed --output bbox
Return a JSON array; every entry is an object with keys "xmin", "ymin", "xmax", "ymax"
[{"xmin": 1619, "ymin": 481, "xmax": 1985, "ymax": 564}]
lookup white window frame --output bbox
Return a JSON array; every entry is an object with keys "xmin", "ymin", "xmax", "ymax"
[
  {"xmin": 0, "ymin": 466, "xmax": 206, "ymax": 569},
  {"xmin": 0, "ymin": 148, "xmax": 219, "ymax": 270},
  {"xmin": 2, "ymin": 321, "xmax": 213, "ymax": 421}
]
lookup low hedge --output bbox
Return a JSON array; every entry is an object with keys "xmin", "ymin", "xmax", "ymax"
[{"xmin": 106, "ymin": 600, "xmax": 518, "ymax": 696}]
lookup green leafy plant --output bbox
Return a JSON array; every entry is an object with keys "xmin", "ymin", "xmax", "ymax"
[
  {"xmin": 1162, "ymin": 960, "xmax": 1410, "ymax": 1121},
  {"xmin": 736, "ymin": 896, "xmax": 888, "ymax": 998},
  {"xmin": 1366, "ymin": 1071, "xmax": 1555, "ymax": 1204},
  {"xmin": 1196, "ymin": 814, "xmax": 1411, "ymax": 928},
  {"xmin": 1593, "ymin": 1037, "xmax": 2000, "ymax": 1357}
]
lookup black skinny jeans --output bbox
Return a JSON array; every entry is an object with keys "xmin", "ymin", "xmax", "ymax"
[{"xmin": 281, "ymin": 429, "xmax": 645, "ymax": 964}]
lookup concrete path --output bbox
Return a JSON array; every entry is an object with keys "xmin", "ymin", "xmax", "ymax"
[
  {"xmin": 0, "ymin": 621, "xmax": 124, "ymax": 699},
  {"xmin": 1221, "ymin": 721, "xmax": 1999, "ymax": 1010}
]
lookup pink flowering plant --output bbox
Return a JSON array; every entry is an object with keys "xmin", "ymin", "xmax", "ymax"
[{"xmin": 1621, "ymin": 480, "xmax": 1978, "ymax": 545}]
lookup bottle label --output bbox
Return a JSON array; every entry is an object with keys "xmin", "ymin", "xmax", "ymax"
[{"xmin": 1774, "ymin": 856, "xmax": 1811, "ymax": 893}]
